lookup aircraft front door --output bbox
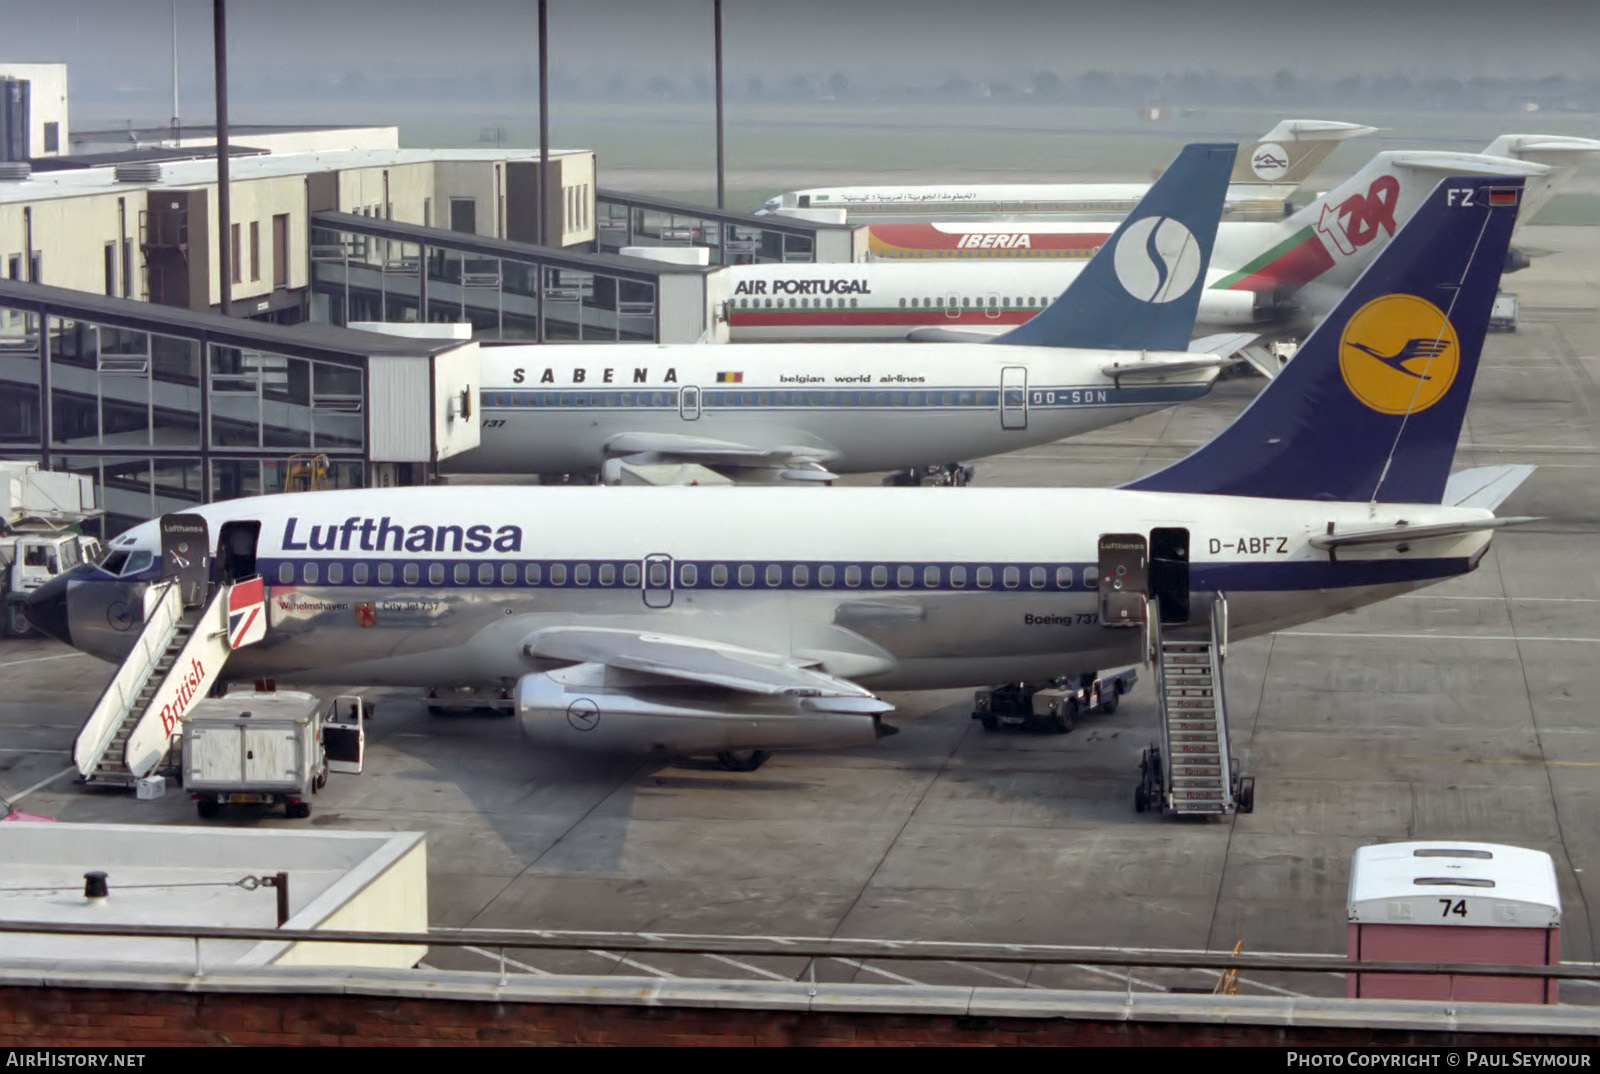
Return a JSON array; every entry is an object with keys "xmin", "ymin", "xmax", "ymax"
[
  {"xmin": 1097, "ymin": 533, "xmax": 1148, "ymax": 628},
  {"xmin": 680, "ymin": 386, "xmax": 700, "ymax": 420},
  {"xmin": 159, "ymin": 513, "xmax": 211, "ymax": 608},
  {"xmin": 984, "ymin": 293, "xmax": 1002, "ymax": 319},
  {"xmin": 1001, "ymin": 366, "xmax": 1028, "ymax": 430},
  {"xmin": 944, "ymin": 293, "xmax": 961, "ymax": 320},
  {"xmin": 215, "ymin": 520, "xmax": 261, "ymax": 584},
  {"xmin": 643, "ymin": 553, "xmax": 674, "ymax": 608},
  {"xmin": 1149, "ymin": 527, "xmax": 1191, "ymax": 625}
]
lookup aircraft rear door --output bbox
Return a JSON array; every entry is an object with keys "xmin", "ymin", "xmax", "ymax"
[
  {"xmin": 643, "ymin": 553, "xmax": 674, "ymax": 609},
  {"xmin": 159, "ymin": 513, "xmax": 211, "ymax": 607},
  {"xmin": 1098, "ymin": 533, "xmax": 1148, "ymax": 627},
  {"xmin": 1001, "ymin": 366, "xmax": 1028, "ymax": 430},
  {"xmin": 680, "ymin": 385, "xmax": 700, "ymax": 420},
  {"xmin": 945, "ymin": 293, "xmax": 961, "ymax": 320},
  {"xmin": 985, "ymin": 293, "xmax": 1002, "ymax": 319},
  {"xmin": 1149, "ymin": 527, "xmax": 1191, "ymax": 625}
]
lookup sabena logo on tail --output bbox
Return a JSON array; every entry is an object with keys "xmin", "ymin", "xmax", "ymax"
[
  {"xmin": 1338, "ymin": 295, "xmax": 1460, "ymax": 415},
  {"xmin": 1111, "ymin": 217, "xmax": 1202, "ymax": 303}
]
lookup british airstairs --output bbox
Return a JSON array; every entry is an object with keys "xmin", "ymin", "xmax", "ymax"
[
  {"xmin": 1136, "ymin": 593, "xmax": 1254, "ymax": 817},
  {"xmin": 75, "ymin": 576, "xmax": 266, "ymax": 787}
]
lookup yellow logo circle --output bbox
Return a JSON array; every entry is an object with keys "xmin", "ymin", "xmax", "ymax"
[{"xmin": 1338, "ymin": 294, "xmax": 1460, "ymax": 415}]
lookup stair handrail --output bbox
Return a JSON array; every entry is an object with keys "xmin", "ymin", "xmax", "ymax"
[
  {"xmin": 1147, "ymin": 595, "xmax": 1173, "ymax": 811},
  {"xmin": 74, "ymin": 579, "xmax": 182, "ymax": 776},
  {"xmin": 1210, "ymin": 591, "xmax": 1235, "ymax": 812}
]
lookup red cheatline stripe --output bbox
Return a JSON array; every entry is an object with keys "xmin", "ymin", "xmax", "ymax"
[
  {"xmin": 867, "ymin": 223, "xmax": 1110, "ymax": 253},
  {"xmin": 730, "ymin": 310, "xmax": 1036, "ymax": 328}
]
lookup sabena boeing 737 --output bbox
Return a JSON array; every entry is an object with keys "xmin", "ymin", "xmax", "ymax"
[
  {"xmin": 753, "ymin": 118, "xmax": 1377, "ymax": 223},
  {"xmin": 728, "ymin": 149, "xmax": 1554, "ymax": 344},
  {"xmin": 453, "ymin": 143, "xmax": 1243, "ymax": 486},
  {"xmin": 28, "ymin": 175, "xmax": 1532, "ymax": 778}
]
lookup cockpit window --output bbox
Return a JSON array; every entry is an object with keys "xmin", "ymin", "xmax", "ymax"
[
  {"xmin": 100, "ymin": 550, "xmax": 129, "ymax": 574},
  {"xmin": 100, "ymin": 549, "xmax": 153, "ymax": 576}
]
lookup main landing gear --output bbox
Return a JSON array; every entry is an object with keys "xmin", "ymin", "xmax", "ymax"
[{"xmin": 883, "ymin": 463, "xmax": 976, "ymax": 487}]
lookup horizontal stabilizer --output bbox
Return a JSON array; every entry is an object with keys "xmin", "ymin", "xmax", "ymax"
[
  {"xmin": 1099, "ymin": 356, "xmax": 1227, "ymax": 382},
  {"xmin": 601, "ymin": 431, "xmax": 838, "ymax": 484},
  {"xmin": 1309, "ymin": 516, "xmax": 1539, "ymax": 551},
  {"xmin": 904, "ymin": 325, "xmax": 1009, "ymax": 343},
  {"xmin": 1442, "ymin": 464, "xmax": 1537, "ymax": 509},
  {"xmin": 524, "ymin": 626, "xmax": 891, "ymax": 707}
]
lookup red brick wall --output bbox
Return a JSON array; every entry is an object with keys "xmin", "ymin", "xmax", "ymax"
[{"xmin": 3, "ymin": 986, "xmax": 1596, "ymax": 1046}]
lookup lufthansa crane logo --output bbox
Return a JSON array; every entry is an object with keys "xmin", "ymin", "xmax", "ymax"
[
  {"xmin": 1338, "ymin": 294, "xmax": 1460, "ymax": 415},
  {"xmin": 567, "ymin": 698, "xmax": 601, "ymax": 732},
  {"xmin": 1111, "ymin": 216, "xmax": 1202, "ymax": 304}
]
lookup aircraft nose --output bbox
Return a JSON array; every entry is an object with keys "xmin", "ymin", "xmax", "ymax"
[{"xmin": 23, "ymin": 574, "xmax": 72, "ymax": 646}]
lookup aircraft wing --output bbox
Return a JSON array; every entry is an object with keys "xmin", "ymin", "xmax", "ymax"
[
  {"xmin": 1442, "ymin": 464, "xmax": 1537, "ymax": 510},
  {"xmin": 522, "ymin": 626, "xmax": 893, "ymax": 713},
  {"xmin": 601, "ymin": 431, "xmax": 838, "ymax": 484},
  {"xmin": 1309, "ymin": 516, "xmax": 1540, "ymax": 551}
]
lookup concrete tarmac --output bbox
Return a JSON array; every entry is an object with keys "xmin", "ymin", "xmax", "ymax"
[{"xmin": 1, "ymin": 225, "xmax": 1596, "ymax": 1001}]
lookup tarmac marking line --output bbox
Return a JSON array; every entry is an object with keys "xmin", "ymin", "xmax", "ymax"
[
  {"xmin": 0, "ymin": 653, "xmax": 91, "ymax": 669},
  {"xmin": 701, "ymin": 953, "xmax": 794, "ymax": 982},
  {"xmin": 462, "ymin": 945, "xmax": 553, "ymax": 977},
  {"xmin": 831, "ymin": 957, "xmax": 926, "ymax": 986},
  {"xmin": 589, "ymin": 949, "xmax": 678, "ymax": 978},
  {"xmin": 1281, "ymin": 631, "xmax": 1600, "ymax": 644}
]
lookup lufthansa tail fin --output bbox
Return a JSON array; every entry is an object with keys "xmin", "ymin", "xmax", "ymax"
[
  {"xmin": 993, "ymin": 143, "xmax": 1235, "ymax": 351},
  {"xmin": 1124, "ymin": 176, "xmax": 1523, "ymax": 505}
]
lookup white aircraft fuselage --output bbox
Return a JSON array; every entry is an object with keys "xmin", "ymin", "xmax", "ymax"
[
  {"xmin": 57, "ymin": 485, "xmax": 1494, "ymax": 695},
  {"xmin": 458, "ymin": 342, "xmax": 1217, "ymax": 476}
]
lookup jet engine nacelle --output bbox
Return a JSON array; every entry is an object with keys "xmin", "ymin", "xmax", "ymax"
[
  {"xmin": 1195, "ymin": 289, "xmax": 1261, "ymax": 328},
  {"xmin": 516, "ymin": 664, "xmax": 885, "ymax": 756}
]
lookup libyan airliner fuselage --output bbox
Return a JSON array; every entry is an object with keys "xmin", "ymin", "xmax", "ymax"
[
  {"xmin": 459, "ymin": 344, "xmax": 1218, "ymax": 477},
  {"xmin": 39, "ymin": 485, "xmax": 1500, "ymax": 694}
]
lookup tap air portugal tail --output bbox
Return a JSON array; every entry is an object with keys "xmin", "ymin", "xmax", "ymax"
[
  {"xmin": 1209, "ymin": 151, "xmax": 1548, "ymax": 314},
  {"xmin": 1126, "ymin": 176, "xmax": 1523, "ymax": 506},
  {"xmin": 994, "ymin": 143, "xmax": 1234, "ymax": 352}
]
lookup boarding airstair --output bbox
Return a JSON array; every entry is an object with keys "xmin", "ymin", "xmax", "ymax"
[
  {"xmin": 1137, "ymin": 593, "xmax": 1254, "ymax": 817},
  {"xmin": 75, "ymin": 576, "xmax": 264, "ymax": 787}
]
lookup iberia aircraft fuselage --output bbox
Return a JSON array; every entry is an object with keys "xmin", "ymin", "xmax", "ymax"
[
  {"xmin": 459, "ymin": 343, "xmax": 1218, "ymax": 476},
  {"xmin": 53, "ymin": 486, "xmax": 1496, "ymax": 695}
]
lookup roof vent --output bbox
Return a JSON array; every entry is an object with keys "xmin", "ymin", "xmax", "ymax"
[
  {"xmin": 0, "ymin": 161, "xmax": 30, "ymax": 181},
  {"xmin": 114, "ymin": 162, "xmax": 164, "ymax": 184}
]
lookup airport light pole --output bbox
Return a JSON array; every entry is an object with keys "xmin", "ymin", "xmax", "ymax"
[
  {"xmin": 213, "ymin": 0, "xmax": 232, "ymax": 316},
  {"xmin": 714, "ymin": 0, "xmax": 725, "ymax": 210},
  {"xmin": 538, "ymin": 0, "xmax": 549, "ymax": 248}
]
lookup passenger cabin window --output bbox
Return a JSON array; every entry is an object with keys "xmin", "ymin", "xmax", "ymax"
[
  {"xmin": 524, "ymin": 563, "xmax": 542, "ymax": 585},
  {"xmin": 765, "ymin": 564, "xmax": 782, "ymax": 587},
  {"xmin": 1083, "ymin": 566, "xmax": 1099, "ymax": 588},
  {"xmin": 950, "ymin": 566, "xmax": 967, "ymax": 588},
  {"xmin": 897, "ymin": 566, "xmax": 914, "ymax": 588},
  {"xmin": 1055, "ymin": 566, "xmax": 1072, "ymax": 589},
  {"xmin": 328, "ymin": 563, "xmax": 345, "ymax": 585},
  {"xmin": 403, "ymin": 563, "xmax": 419, "ymax": 585},
  {"xmin": 623, "ymin": 563, "xmax": 640, "ymax": 586},
  {"xmin": 844, "ymin": 566, "xmax": 862, "ymax": 588},
  {"xmin": 679, "ymin": 564, "xmax": 697, "ymax": 587},
  {"xmin": 792, "ymin": 564, "xmax": 809, "ymax": 586},
  {"xmin": 574, "ymin": 564, "xmax": 592, "ymax": 586},
  {"xmin": 378, "ymin": 563, "xmax": 394, "ymax": 585},
  {"xmin": 549, "ymin": 564, "xmax": 567, "ymax": 585},
  {"xmin": 303, "ymin": 562, "xmax": 319, "ymax": 584},
  {"xmin": 428, "ymin": 564, "xmax": 444, "ymax": 585},
  {"xmin": 818, "ymin": 565, "xmax": 836, "ymax": 587},
  {"xmin": 479, "ymin": 563, "xmax": 495, "ymax": 585},
  {"xmin": 870, "ymin": 566, "xmax": 888, "ymax": 588},
  {"xmin": 711, "ymin": 565, "xmax": 728, "ymax": 587},
  {"xmin": 454, "ymin": 564, "xmax": 470, "ymax": 585},
  {"xmin": 976, "ymin": 567, "xmax": 994, "ymax": 588},
  {"xmin": 1002, "ymin": 567, "xmax": 1020, "ymax": 589},
  {"xmin": 1030, "ymin": 567, "xmax": 1046, "ymax": 589},
  {"xmin": 353, "ymin": 563, "xmax": 369, "ymax": 584},
  {"xmin": 649, "ymin": 561, "xmax": 668, "ymax": 587},
  {"xmin": 923, "ymin": 565, "xmax": 939, "ymax": 587},
  {"xmin": 501, "ymin": 563, "xmax": 516, "ymax": 585},
  {"xmin": 738, "ymin": 564, "xmax": 755, "ymax": 587},
  {"xmin": 279, "ymin": 563, "xmax": 294, "ymax": 584},
  {"xmin": 599, "ymin": 563, "xmax": 616, "ymax": 586}
]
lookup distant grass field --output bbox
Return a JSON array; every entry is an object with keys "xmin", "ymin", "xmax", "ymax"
[{"xmin": 404, "ymin": 100, "xmax": 1600, "ymax": 220}]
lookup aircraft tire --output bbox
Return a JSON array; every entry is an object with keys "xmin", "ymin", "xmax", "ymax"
[{"xmin": 716, "ymin": 749, "xmax": 770, "ymax": 772}]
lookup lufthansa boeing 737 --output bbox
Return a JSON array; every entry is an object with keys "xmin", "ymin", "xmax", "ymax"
[
  {"xmin": 454, "ymin": 143, "xmax": 1243, "ymax": 485},
  {"xmin": 28, "ymin": 175, "xmax": 1532, "ymax": 783}
]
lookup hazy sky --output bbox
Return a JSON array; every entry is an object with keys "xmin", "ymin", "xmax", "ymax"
[{"xmin": 6, "ymin": 0, "xmax": 1598, "ymax": 120}]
